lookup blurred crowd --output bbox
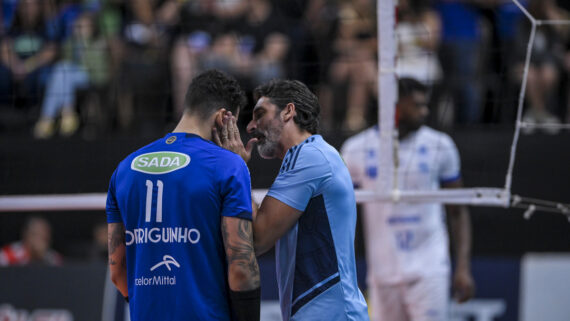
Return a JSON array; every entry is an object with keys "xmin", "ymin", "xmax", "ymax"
[
  {"xmin": 0, "ymin": 217, "xmax": 63, "ymax": 266},
  {"xmin": 0, "ymin": 215, "xmax": 108, "ymax": 266},
  {"xmin": 0, "ymin": 0, "xmax": 569, "ymax": 139}
]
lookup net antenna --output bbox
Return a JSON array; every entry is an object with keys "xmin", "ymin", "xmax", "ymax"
[{"xmin": 0, "ymin": 0, "xmax": 569, "ymax": 219}]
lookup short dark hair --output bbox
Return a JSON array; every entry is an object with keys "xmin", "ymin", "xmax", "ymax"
[
  {"xmin": 253, "ymin": 80, "xmax": 320, "ymax": 134},
  {"xmin": 398, "ymin": 77, "xmax": 427, "ymax": 100},
  {"xmin": 185, "ymin": 70, "xmax": 247, "ymax": 119}
]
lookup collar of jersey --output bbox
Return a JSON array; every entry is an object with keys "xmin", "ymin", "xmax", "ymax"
[
  {"xmin": 286, "ymin": 134, "xmax": 321, "ymax": 154},
  {"xmin": 372, "ymin": 125, "xmax": 425, "ymax": 143},
  {"xmin": 166, "ymin": 132, "xmax": 214, "ymax": 144}
]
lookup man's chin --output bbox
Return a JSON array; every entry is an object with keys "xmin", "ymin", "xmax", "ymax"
[
  {"xmin": 258, "ymin": 153, "xmax": 276, "ymax": 160},
  {"xmin": 257, "ymin": 144, "xmax": 277, "ymax": 160}
]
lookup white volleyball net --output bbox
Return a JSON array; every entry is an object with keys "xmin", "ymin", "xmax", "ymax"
[
  {"xmin": 1, "ymin": 0, "xmax": 569, "ymax": 218},
  {"xmin": 354, "ymin": 0, "xmax": 570, "ymax": 218},
  {"xmin": 1, "ymin": 2, "xmax": 570, "ymax": 321}
]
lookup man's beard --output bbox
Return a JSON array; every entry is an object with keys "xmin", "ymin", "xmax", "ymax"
[
  {"xmin": 256, "ymin": 121, "xmax": 283, "ymax": 159},
  {"xmin": 400, "ymin": 118, "xmax": 424, "ymax": 132}
]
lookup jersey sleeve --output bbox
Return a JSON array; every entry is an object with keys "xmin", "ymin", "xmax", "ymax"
[
  {"xmin": 106, "ymin": 169, "xmax": 123, "ymax": 223},
  {"xmin": 219, "ymin": 155, "xmax": 253, "ymax": 220},
  {"xmin": 267, "ymin": 145, "xmax": 332, "ymax": 212},
  {"xmin": 340, "ymin": 137, "xmax": 365, "ymax": 188},
  {"xmin": 438, "ymin": 134, "xmax": 461, "ymax": 183}
]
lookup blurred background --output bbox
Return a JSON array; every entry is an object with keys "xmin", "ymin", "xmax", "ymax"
[{"xmin": 0, "ymin": 0, "xmax": 569, "ymax": 320}]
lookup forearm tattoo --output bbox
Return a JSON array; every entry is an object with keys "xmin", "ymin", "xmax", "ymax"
[
  {"xmin": 108, "ymin": 223, "xmax": 126, "ymax": 267},
  {"xmin": 222, "ymin": 219, "xmax": 260, "ymax": 289}
]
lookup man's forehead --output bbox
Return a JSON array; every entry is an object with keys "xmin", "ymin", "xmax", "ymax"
[{"xmin": 253, "ymin": 97, "xmax": 273, "ymax": 111}]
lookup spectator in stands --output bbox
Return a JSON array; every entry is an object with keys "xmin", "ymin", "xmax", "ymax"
[
  {"xmin": 251, "ymin": 32, "xmax": 290, "ymax": 86},
  {"xmin": 170, "ymin": 1, "xmax": 227, "ymax": 118},
  {"xmin": 271, "ymin": 0, "xmax": 318, "ymax": 85},
  {"xmin": 116, "ymin": 0, "xmax": 180, "ymax": 136},
  {"xmin": 199, "ymin": 31, "xmax": 253, "ymax": 85},
  {"xmin": 233, "ymin": 0, "xmax": 287, "ymax": 60},
  {"xmin": 300, "ymin": 1, "xmax": 341, "ymax": 130},
  {"xmin": 52, "ymin": 0, "xmax": 85, "ymax": 42},
  {"xmin": 513, "ymin": 0, "xmax": 568, "ymax": 133},
  {"xmin": 435, "ymin": 0, "xmax": 484, "ymax": 125},
  {"xmin": 0, "ymin": 216, "xmax": 63, "ymax": 266},
  {"xmin": 0, "ymin": 0, "xmax": 58, "ymax": 110},
  {"xmin": 1, "ymin": 0, "xmax": 20, "ymax": 36},
  {"xmin": 327, "ymin": 0, "xmax": 377, "ymax": 132},
  {"xmin": 231, "ymin": 0, "xmax": 291, "ymax": 89},
  {"xmin": 487, "ymin": 0, "xmax": 527, "ymax": 123},
  {"xmin": 34, "ymin": 12, "xmax": 111, "ymax": 139},
  {"xmin": 396, "ymin": 0, "xmax": 442, "ymax": 86},
  {"xmin": 88, "ymin": 220, "xmax": 108, "ymax": 262},
  {"xmin": 172, "ymin": 0, "xmax": 292, "ymax": 120}
]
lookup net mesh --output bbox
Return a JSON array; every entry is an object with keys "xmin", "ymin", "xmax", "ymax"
[{"xmin": 0, "ymin": 0, "xmax": 569, "ymax": 218}]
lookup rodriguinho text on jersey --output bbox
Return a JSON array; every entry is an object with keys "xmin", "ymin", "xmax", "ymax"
[{"xmin": 125, "ymin": 227, "xmax": 200, "ymax": 246}]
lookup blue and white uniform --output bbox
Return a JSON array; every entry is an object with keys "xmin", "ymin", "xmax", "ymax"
[
  {"xmin": 106, "ymin": 132, "xmax": 252, "ymax": 321},
  {"xmin": 267, "ymin": 135, "xmax": 369, "ymax": 321},
  {"xmin": 341, "ymin": 126, "xmax": 461, "ymax": 321}
]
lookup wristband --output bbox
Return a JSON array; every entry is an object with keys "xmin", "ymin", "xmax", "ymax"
[{"xmin": 229, "ymin": 287, "xmax": 260, "ymax": 321}]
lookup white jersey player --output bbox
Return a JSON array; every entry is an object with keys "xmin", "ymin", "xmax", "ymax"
[{"xmin": 341, "ymin": 78, "xmax": 474, "ymax": 321}]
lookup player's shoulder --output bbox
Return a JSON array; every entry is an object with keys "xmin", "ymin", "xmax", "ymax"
[
  {"xmin": 115, "ymin": 137, "xmax": 164, "ymax": 170},
  {"xmin": 187, "ymin": 138, "xmax": 249, "ymax": 175},
  {"xmin": 297, "ymin": 135, "xmax": 334, "ymax": 163},
  {"xmin": 418, "ymin": 126, "xmax": 456, "ymax": 147},
  {"xmin": 279, "ymin": 135, "xmax": 331, "ymax": 173},
  {"xmin": 208, "ymin": 143, "xmax": 249, "ymax": 170}
]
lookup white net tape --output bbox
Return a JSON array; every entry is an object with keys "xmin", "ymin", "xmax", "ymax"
[
  {"xmin": 0, "ymin": 188, "xmax": 510, "ymax": 212},
  {"xmin": 0, "ymin": 193, "xmax": 107, "ymax": 212}
]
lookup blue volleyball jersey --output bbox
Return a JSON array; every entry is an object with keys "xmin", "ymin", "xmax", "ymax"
[
  {"xmin": 106, "ymin": 133, "xmax": 252, "ymax": 321},
  {"xmin": 266, "ymin": 135, "xmax": 369, "ymax": 321}
]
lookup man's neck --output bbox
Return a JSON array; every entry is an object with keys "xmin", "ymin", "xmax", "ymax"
[
  {"xmin": 277, "ymin": 127, "xmax": 313, "ymax": 159},
  {"xmin": 398, "ymin": 125, "xmax": 419, "ymax": 141},
  {"xmin": 172, "ymin": 113, "xmax": 212, "ymax": 140}
]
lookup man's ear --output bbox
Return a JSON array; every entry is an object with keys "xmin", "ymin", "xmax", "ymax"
[
  {"xmin": 281, "ymin": 103, "xmax": 296, "ymax": 122},
  {"xmin": 215, "ymin": 108, "xmax": 226, "ymax": 128}
]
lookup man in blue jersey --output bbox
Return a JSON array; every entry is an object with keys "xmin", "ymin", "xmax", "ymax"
[
  {"xmin": 106, "ymin": 70, "xmax": 260, "ymax": 321},
  {"xmin": 215, "ymin": 80, "xmax": 369, "ymax": 321}
]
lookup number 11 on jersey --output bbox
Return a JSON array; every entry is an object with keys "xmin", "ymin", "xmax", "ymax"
[{"xmin": 145, "ymin": 179, "xmax": 163, "ymax": 223}]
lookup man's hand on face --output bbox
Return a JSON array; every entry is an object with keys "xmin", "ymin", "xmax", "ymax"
[{"xmin": 212, "ymin": 111, "xmax": 258, "ymax": 163}]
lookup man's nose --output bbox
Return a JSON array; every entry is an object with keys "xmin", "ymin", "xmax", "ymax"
[{"xmin": 246, "ymin": 120, "xmax": 256, "ymax": 134}]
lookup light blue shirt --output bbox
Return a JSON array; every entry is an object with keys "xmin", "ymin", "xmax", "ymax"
[{"xmin": 267, "ymin": 135, "xmax": 369, "ymax": 321}]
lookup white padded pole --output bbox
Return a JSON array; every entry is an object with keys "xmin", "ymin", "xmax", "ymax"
[{"xmin": 378, "ymin": 0, "xmax": 398, "ymax": 198}]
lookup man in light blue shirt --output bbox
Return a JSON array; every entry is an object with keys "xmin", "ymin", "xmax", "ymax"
[{"xmin": 215, "ymin": 79, "xmax": 369, "ymax": 321}]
